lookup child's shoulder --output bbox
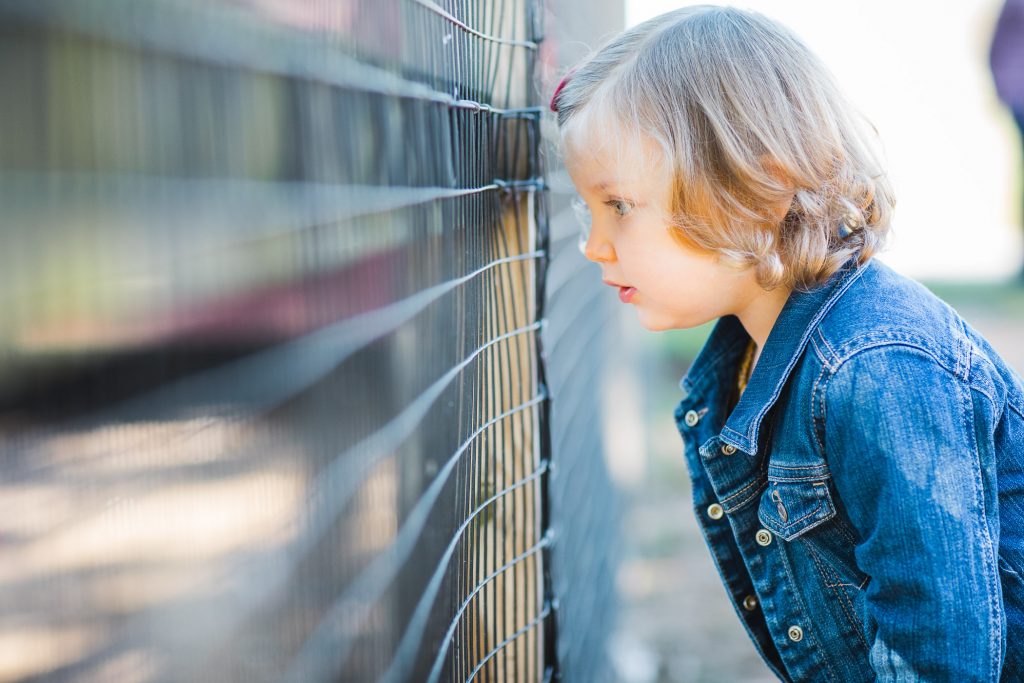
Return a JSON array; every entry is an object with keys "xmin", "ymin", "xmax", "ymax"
[
  {"xmin": 813, "ymin": 258, "xmax": 968, "ymax": 376},
  {"xmin": 811, "ymin": 258, "xmax": 1024, "ymax": 418}
]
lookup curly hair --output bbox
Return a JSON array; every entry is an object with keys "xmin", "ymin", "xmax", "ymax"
[{"xmin": 552, "ymin": 5, "xmax": 896, "ymax": 291}]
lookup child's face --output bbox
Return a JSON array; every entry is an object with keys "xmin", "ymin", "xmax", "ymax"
[{"xmin": 563, "ymin": 130, "xmax": 764, "ymax": 332}]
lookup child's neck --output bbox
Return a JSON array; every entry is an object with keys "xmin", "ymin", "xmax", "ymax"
[{"xmin": 735, "ymin": 285, "xmax": 792, "ymax": 366}]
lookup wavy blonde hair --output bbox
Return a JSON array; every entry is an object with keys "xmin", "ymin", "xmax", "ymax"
[{"xmin": 553, "ymin": 5, "xmax": 896, "ymax": 291}]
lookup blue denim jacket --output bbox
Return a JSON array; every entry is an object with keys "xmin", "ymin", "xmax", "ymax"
[{"xmin": 674, "ymin": 257, "xmax": 1024, "ymax": 682}]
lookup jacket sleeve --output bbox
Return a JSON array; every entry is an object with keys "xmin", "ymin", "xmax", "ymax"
[{"xmin": 823, "ymin": 345, "xmax": 1005, "ymax": 681}]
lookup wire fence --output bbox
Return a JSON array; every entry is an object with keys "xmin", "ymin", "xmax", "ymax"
[{"xmin": 0, "ymin": 0, "xmax": 619, "ymax": 681}]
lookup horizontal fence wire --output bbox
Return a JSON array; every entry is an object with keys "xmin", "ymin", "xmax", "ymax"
[
  {"xmin": 280, "ymin": 391, "xmax": 549, "ymax": 683},
  {"xmin": 410, "ymin": 0, "xmax": 539, "ymax": 49},
  {"xmin": 282, "ymin": 379, "xmax": 548, "ymax": 680},
  {"xmin": 427, "ymin": 529, "xmax": 553, "ymax": 683},
  {"xmin": 379, "ymin": 460, "xmax": 551, "ymax": 683},
  {"xmin": 0, "ymin": 1, "xmax": 567, "ymax": 682},
  {"xmin": 0, "ymin": 0, "xmax": 539, "ymax": 112},
  {"xmin": 468, "ymin": 599, "xmax": 553, "ymax": 682}
]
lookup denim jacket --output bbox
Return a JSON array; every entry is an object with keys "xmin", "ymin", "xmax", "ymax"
[{"xmin": 674, "ymin": 257, "xmax": 1024, "ymax": 682}]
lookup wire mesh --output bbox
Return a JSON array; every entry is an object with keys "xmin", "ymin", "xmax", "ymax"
[
  {"xmin": 1, "ymin": 0, "xmax": 627, "ymax": 679},
  {"xmin": 0, "ymin": 0, "xmax": 583, "ymax": 681}
]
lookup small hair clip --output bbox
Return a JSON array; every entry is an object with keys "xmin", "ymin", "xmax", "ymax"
[
  {"xmin": 838, "ymin": 211, "xmax": 861, "ymax": 239},
  {"xmin": 549, "ymin": 69, "xmax": 575, "ymax": 113}
]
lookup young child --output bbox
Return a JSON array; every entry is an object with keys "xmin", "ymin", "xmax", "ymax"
[{"xmin": 551, "ymin": 5, "xmax": 1024, "ymax": 681}]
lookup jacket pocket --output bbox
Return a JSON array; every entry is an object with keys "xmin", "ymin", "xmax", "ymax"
[{"xmin": 757, "ymin": 476, "xmax": 837, "ymax": 542}]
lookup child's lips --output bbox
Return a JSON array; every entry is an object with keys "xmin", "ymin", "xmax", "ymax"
[{"xmin": 602, "ymin": 279, "xmax": 637, "ymax": 303}]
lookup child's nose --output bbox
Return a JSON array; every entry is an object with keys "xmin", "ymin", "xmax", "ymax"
[{"xmin": 583, "ymin": 225, "xmax": 616, "ymax": 263}]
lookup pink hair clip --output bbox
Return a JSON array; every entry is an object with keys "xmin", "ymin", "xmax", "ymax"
[{"xmin": 549, "ymin": 70, "xmax": 575, "ymax": 113}]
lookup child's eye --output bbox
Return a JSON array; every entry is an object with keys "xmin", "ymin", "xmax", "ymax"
[{"xmin": 605, "ymin": 199, "xmax": 634, "ymax": 217}]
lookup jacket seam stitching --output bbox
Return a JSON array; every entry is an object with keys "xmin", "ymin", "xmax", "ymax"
[
  {"xmin": 775, "ymin": 500, "xmax": 825, "ymax": 532},
  {"xmin": 969, "ymin": 383, "xmax": 996, "ymax": 407},
  {"xmin": 812, "ymin": 354, "xmax": 829, "ymax": 456},
  {"xmin": 775, "ymin": 536, "xmax": 842, "ymax": 683},
  {"xmin": 824, "ymin": 518, "xmax": 869, "ymax": 588},
  {"xmin": 805, "ymin": 545, "xmax": 871, "ymax": 652},
  {"xmin": 835, "ymin": 580, "xmax": 870, "ymax": 653},
  {"xmin": 725, "ymin": 481, "xmax": 768, "ymax": 513},
  {"xmin": 720, "ymin": 458, "xmax": 770, "ymax": 501},
  {"xmin": 768, "ymin": 473, "xmax": 831, "ymax": 482},
  {"xmin": 721, "ymin": 475, "xmax": 765, "ymax": 505},
  {"xmin": 816, "ymin": 328, "xmax": 839, "ymax": 365},
  {"xmin": 961, "ymin": 375, "xmax": 1003, "ymax": 682},
  {"xmin": 959, "ymin": 317, "xmax": 971, "ymax": 380},
  {"xmin": 952, "ymin": 316, "xmax": 965, "ymax": 379},
  {"xmin": 773, "ymin": 508, "xmax": 835, "ymax": 539},
  {"xmin": 770, "ymin": 464, "xmax": 830, "ymax": 471},
  {"xmin": 832, "ymin": 515, "xmax": 859, "ymax": 548},
  {"xmin": 832, "ymin": 339, "xmax": 949, "ymax": 371},
  {"xmin": 809, "ymin": 333, "xmax": 831, "ymax": 368},
  {"xmin": 819, "ymin": 342, "xmax": 958, "ymax": 435},
  {"xmin": 807, "ymin": 545, "xmax": 845, "ymax": 588}
]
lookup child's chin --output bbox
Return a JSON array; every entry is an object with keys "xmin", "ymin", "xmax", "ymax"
[
  {"xmin": 636, "ymin": 309, "xmax": 705, "ymax": 332},
  {"xmin": 634, "ymin": 311, "xmax": 676, "ymax": 332}
]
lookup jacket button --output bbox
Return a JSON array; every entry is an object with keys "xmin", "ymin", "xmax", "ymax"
[
  {"xmin": 755, "ymin": 529, "xmax": 773, "ymax": 546},
  {"xmin": 684, "ymin": 409, "xmax": 700, "ymax": 427},
  {"xmin": 706, "ymin": 503, "xmax": 724, "ymax": 520},
  {"xmin": 721, "ymin": 443, "xmax": 737, "ymax": 455},
  {"xmin": 742, "ymin": 595, "xmax": 758, "ymax": 611},
  {"xmin": 788, "ymin": 625, "xmax": 804, "ymax": 642}
]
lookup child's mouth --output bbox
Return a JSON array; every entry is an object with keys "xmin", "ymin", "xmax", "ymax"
[{"xmin": 618, "ymin": 286, "xmax": 637, "ymax": 303}]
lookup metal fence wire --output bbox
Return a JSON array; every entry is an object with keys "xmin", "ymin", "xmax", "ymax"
[{"xmin": 0, "ymin": 0, "xmax": 620, "ymax": 681}]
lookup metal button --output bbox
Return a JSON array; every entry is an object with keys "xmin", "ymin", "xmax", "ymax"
[
  {"xmin": 684, "ymin": 410, "xmax": 700, "ymax": 427},
  {"xmin": 721, "ymin": 443, "xmax": 737, "ymax": 455},
  {"xmin": 742, "ymin": 595, "xmax": 758, "ymax": 611},
  {"xmin": 706, "ymin": 503, "xmax": 724, "ymax": 520},
  {"xmin": 788, "ymin": 625, "xmax": 804, "ymax": 642},
  {"xmin": 755, "ymin": 529, "xmax": 773, "ymax": 546}
]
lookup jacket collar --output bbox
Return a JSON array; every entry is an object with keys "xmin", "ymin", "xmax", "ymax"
[{"xmin": 680, "ymin": 257, "xmax": 871, "ymax": 455}]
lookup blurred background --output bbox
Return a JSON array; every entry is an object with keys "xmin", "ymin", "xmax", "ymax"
[{"xmin": 1, "ymin": 0, "xmax": 1023, "ymax": 682}]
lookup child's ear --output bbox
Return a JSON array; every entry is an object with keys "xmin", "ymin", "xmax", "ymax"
[{"xmin": 759, "ymin": 155, "xmax": 796, "ymax": 224}]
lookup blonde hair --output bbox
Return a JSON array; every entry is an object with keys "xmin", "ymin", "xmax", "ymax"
[{"xmin": 553, "ymin": 5, "xmax": 896, "ymax": 291}]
